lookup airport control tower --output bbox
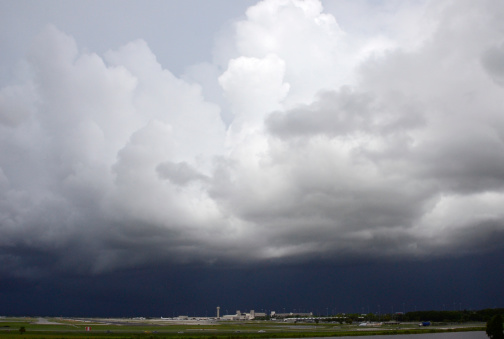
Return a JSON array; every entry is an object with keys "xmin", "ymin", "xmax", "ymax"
[{"xmin": 217, "ymin": 306, "xmax": 220, "ymax": 318}]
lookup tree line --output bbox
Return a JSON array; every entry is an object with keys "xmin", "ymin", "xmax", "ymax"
[{"xmin": 402, "ymin": 308, "xmax": 504, "ymax": 322}]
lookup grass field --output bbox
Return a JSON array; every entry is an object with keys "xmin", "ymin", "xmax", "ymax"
[{"xmin": 0, "ymin": 317, "xmax": 485, "ymax": 339}]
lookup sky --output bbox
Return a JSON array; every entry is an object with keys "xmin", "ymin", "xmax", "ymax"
[{"xmin": 1, "ymin": 0, "xmax": 504, "ymax": 317}]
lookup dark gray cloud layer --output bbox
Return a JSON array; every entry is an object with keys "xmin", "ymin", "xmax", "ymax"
[
  {"xmin": 0, "ymin": 0, "xmax": 504, "ymax": 306},
  {"xmin": 482, "ymin": 42, "xmax": 504, "ymax": 86},
  {"xmin": 2, "ymin": 250, "xmax": 504, "ymax": 317}
]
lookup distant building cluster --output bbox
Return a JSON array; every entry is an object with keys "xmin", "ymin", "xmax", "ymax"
[
  {"xmin": 220, "ymin": 310, "xmax": 267, "ymax": 320},
  {"xmin": 216, "ymin": 308, "xmax": 314, "ymax": 320},
  {"xmin": 170, "ymin": 308, "xmax": 314, "ymax": 321}
]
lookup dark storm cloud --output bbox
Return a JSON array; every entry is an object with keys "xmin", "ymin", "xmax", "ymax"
[
  {"xmin": 0, "ymin": 0, "xmax": 504, "ymax": 287},
  {"xmin": 2, "ymin": 250, "xmax": 504, "ymax": 316},
  {"xmin": 253, "ymin": 0, "xmax": 504, "ymax": 263}
]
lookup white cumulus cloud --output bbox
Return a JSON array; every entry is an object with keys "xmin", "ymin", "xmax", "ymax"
[{"xmin": 1, "ymin": 0, "xmax": 504, "ymax": 276}]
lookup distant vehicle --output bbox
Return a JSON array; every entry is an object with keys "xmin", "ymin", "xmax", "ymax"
[
  {"xmin": 258, "ymin": 330, "xmax": 266, "ymax": 333},
  {"xmin": 419, "ymin": 321, "xmax": 431, "ymax": 326}
]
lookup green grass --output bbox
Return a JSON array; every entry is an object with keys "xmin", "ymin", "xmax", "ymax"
[{"xmin": 0, "ymin": 318, "xmax": 485, "ymax": 339}]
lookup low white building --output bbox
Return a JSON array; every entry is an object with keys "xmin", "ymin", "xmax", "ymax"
[{"xmin": 220, "ymin": 310, "xmax": 266, "ymax": 320}]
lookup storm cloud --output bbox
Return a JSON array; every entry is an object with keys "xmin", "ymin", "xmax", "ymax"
[{"xmin": 1, "ymin": 0, "xmax": 504, "ymax": 284}]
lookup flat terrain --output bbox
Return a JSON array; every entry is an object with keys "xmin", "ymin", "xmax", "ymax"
[{"xmin": 0, "ymin": 317, "xmax": 485, "ymax": 339}]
